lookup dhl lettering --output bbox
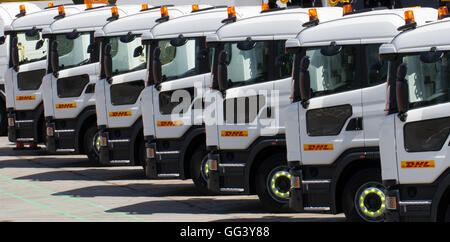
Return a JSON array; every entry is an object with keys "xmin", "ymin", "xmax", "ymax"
[
  {"xmin": 221, "ymin": 130, "xmax": 248, "ymax": 137},
  {"xmin": 401, "ymin": 160, "xmax": 435, "ymax": 169},
  {"xmin": 157, "ymin": 121, "xmax": 183, "ymax": 127},
  {"xmin": 303, "ymin": 144, "xmax": 334, "ymax": 151},
  {"xmin": 16, "ymin": 95, "xmax": 35, "ymax": 101},
  {"xmin": 55, "ymin": 103, "xmax": 77, "ymax": 109},
  {"xmin": 109, "ymin": 111, "xmax": 132, "ymax": 117}
]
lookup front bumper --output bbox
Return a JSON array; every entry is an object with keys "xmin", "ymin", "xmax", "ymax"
[
  {"xmin": 288, "ymin": 162, "xmax": 333, "ymax": 213},
  {"xmin": 45, "ymin": 117, "xmax": 78, "ymax": 153},
  {"xmin": 206, "ymin": 148, "xmax": 248, "ymax": 194},
  {"xmin": 144, "ymin": 136, "xmax": 183, "ymax": 179},
  {"xmin": 383, "ymin": 180, "xmax": 434, "ymax": 222},
  {"xmin": 98, "ymin": 126, "xmax": 136, "ymax": 166},
  {"xmin": 7, "ymin": 108, "xmax": 41, "ymax": 143}
]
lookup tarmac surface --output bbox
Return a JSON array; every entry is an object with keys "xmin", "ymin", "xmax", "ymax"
[{"xmin": 0, "ymin": 137, "xmax": 345, "ymax": 222}]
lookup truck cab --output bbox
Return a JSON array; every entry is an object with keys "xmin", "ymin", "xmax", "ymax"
[
  {"xmin": 94, "ymin": 4, "xmax": 193, "ymax": 167},
  {"xmin": 205, "ymin": 3, "xmax": 343, "ymax": 210},
  {"xmin": 286, "ymin": 4, "xmax": 438, "ymax": 221},
  {"xmin": 4, "ymin": 4, "xmax": 87, "ymax": 149},
  {"xmin": 0, "ymin": 3, "xmax": 40, "ymax": 138},
  {"xmin": 42, "ymin": 5, "xmax": 139, "ymax": 162},
  {"xmin": 141, "ymin": 5, "xmax": 261, "ymax": 192},
  {"xmin": 379, "ymin": 12, "xmax": 450, "ymax": 222}
]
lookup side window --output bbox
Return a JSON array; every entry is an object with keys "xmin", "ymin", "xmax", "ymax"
[
  {"xmin": 306, "ymin": 45, "xmax": 359, "ymax": 97},
  {"xmin": 366, "ymin": 44, "xmax": 388, "ymax": 86}
]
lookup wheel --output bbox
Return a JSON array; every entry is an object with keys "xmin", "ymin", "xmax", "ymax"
[
  {"xmin": 342, "ymin": 168, "xmax": 385, "ymax": 222},
  {"xmin": 444, "ymin": 201, "xmax": 450, "ymax": 222},
  {"xmin": 137, "ymin": 139, "xmax": 146, "ymax": 171},
  {"xmin": 190, "ymin": 144, "xmax": 210, "ymax": 194},
  {"xmin": 0, "ymin": 102, "xmax": 7, "ymax": 136},
  {"xmin": 84, "ymin": 125, "xmax": 100, "ymax": 164},
  {"xmin": 255, "ymin": 153, "xmax": 291, "ymax": 212}
]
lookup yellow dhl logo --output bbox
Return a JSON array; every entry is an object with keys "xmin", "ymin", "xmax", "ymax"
[
  {"xmin": 55, "ymin": 103, "xmax": 77, "ymax": 109},
  {"xmin": 401, "ymin": 160, "xmax": 435, "ymax": 169},
  {"xmin": 221, "ymin": 130, "xmax": 248, "ymax": 137},
  {"xmin": 16, "ymin": 95, "xmax": 35, "ymax": 101},
  {"xmin": 109, "ymin": 111, "xmax": 132, "ymax": 117},
  {"xmin": 304, "ymin": 144, "xmax": 334, "ymax": 151},
  {"xmin": 157, "ymin": 120, "xmax": 183, "ymax": 127}
]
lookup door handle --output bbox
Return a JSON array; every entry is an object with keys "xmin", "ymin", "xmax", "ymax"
[{"xmin": 345, "ymin": 117, "xmax": 363, "ymax": 131}]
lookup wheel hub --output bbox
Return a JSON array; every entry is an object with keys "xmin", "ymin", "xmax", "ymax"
[
  {"xmin": 269, "ymin": 170, "xmax": 291, "ymax": 200},
  {"xmin": 357, "ymin": 186, "xmax": 386, "ymax": 219}
]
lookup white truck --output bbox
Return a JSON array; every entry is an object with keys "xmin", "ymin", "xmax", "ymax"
[
  {"xmin": 94, "ymin": 4, "xmax": 194, "ymax": 167},
  {"xmin": 42, "ymin": 4, "xmax": 139, "ymax": 162},
  {"xmin": 379, "ymin": 9, "xmax": 450, "ymax": 222},
  {"xmin": 4, "ymin": 4, "xmax": 89, "ymax": 150},
  {"xmin": 205, "ymin": 1, "xmax": 343, "ymax": 209},
  {"xmin": 0, "ymin": 2, "xmax": 40, "ymax": 138},
  {"xmin": 140, "ymin": 5, "xmax": 262, "ymax": 192},
  {"xmin": 286, "ymin": 3, "xmax": 438, "ymax": 221}
]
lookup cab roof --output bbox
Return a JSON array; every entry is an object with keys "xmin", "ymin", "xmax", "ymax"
[
  {"xmin": 97, "ymin": 5, "xmax": 194, "ymax": 38},
  {"xmin": 289, "ymin": 7, "xmax": 437, "ymax": 47},
  {"xmin": 380, "ymin": 18, "xmax": 450, "ymax": 54},
  {"xmin": 44, "ymin": 5, "xmax": 140, "ymax": 35},
  {"xmin": 0, "ymin": 2, "xmax": 40, "ymax": 21},
  {"xmin": 7, "ymin": 5, "xmax": 88, "ymax": 32},
  {"xmin": 145, "ymin": 6, "xmax": 261, "ymax": 40},
  {"xmin": 207, "ymin": 7, "xmax": 343, "ymax": 42}
]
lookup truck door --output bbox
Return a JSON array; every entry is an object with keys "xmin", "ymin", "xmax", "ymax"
[
  {"xmin": 104, "ymin": 36, "xmax": 146, "ymax": 128},
  {"xmin": 50, "ymin": 32, "xmax": 99, "ymax": 119},
  {"xmin": 217, "ymin": 40, "xmax": 282, "ymax": 150},
  {"xmin": 298, "ymin": 43, "xmax": 365, "ymax": 166},
  {"xmin": 152, "ymin": 37, "xmax": 210, "ymax": 139},
  {"xmin": 10, "ymin": 31, "xmax": 47, "ymax": 111},
  {"xmin": 394, "ymin": 53, "xmax": 450, "ymax": 184}
]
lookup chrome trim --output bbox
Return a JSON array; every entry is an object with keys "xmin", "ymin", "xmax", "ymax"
[
  {"xmin": 108, "ymin": 139, "xmax": 130, "ymax": 143},
  {"xmin": 156, "ymin": 151, "xmax": 180, "ymax": 155},
  {"xmin": 304, "ymin": 207, "xmax": 331, "ymax": 211},
  {"xmin": 157, "ymin": 173, "xmax": 180, "ymax": 177},
  {"xmin": 16, "ymin": 138, "xmax": 34, "ymax": 141},
  {"xmin": 54, "ymin": 129, "xmax": 75, "ymax": 133},
  {"xmin": 110, "ymin": 160, "xmax": 131, "ymax": 164},
  {"xmin": 56, "ymin": 148, "xmax": 75, "ymax": 152},
  {"xmin": 15, "ymin": 120, "xmax": 34, "ymax": 124},
  {"xmin": 219, "ymin": 163, "xmax": 246, "ymax": 167},
  {"xmin": 219, "ymin": 188, "xmax": 244, "ymax": 192},
  {"xmin": 302, "ymin": 179, "xmax": 331, "ymax": 185},
  {"xmin": 398, "ymin": 200, "xmax": 432, "ymax": 206}
]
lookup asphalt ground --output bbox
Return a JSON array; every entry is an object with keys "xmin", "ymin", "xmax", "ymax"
[{"xmin": 0, "ymin": 137, "xmax": 345, "ymax": 222}]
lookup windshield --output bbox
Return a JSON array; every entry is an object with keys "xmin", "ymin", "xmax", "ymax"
[
  {"xmin": 223, "ymin": 41, "xmax": 270, "ymax": 87},
  {"xmin": 402, "ymin": 53, "xmax": 450, "ymax": 109},
  {"xmin": 219, "ymin": 40, "xmax": 292, "ymax": 89},
  {"xmin": 306, "ymin": 45, "xmax": 358, "ymax": 97},
  {"xmin": 16, "ymin": 31, "xmax": 48, "ymax": 65},
  {"xmin": 109, "ymin": 35, "xmax": 146, "ymax": 76},
  {"xmin": 54, "ymin": 32, "xmax": 92, "ymax": 70},
  {"xmin": 158, "ymin": 37, "xmax": 210, "ymax": 82}
]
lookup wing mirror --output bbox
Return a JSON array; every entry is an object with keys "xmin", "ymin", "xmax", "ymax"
[
  {"xmin": 103, "ymin": 43, "xmax": 113, "ymax": 81},
  {"xmin": 50, "ymin": 40, "xmax": 59, "ymax": 77},
  {"xmin": 217, "ymin": 50, "xmax": 228, "ymax": 92},
  {"xmin": 152, "ymin": 46, "xmax": 162, "ymax": 86},
  {"xmin": 396, "ymin": 63, "xmax": 409, "ymax": 122}
]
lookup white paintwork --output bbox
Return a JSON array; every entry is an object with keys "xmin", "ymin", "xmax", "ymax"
[
  {"xmin": 379, "ymin": 19, "xmax": 450, "ymax": 185},
  {"xmin": 95, "ymin": 5, "xmax": 193, "ymax": 129},
  {"xmin": 42, "ymin": 5, "xmax": 140, "ymax": 120},
  {"xmin": 0, "ymin": 3, "xmax": 40, "ymax": 95},
  {"xmin": 285, "ymin": 8, "xmax": 438, "ymax": 167},
  {"xmin": 4, "ymin": 5, "xmax": 86, "ymax": 113},
  {"xmin": 206, "ymin": 7, "xmax": 343, "ymax": 151},
  {"xmin": 141, "ymin": 6, "xmax": 261, "ymax": 140}
]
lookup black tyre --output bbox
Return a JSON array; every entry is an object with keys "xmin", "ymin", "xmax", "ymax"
[
  {"xmin": 137, "ymin": 139, "xmax": 146, "ymax": 171},
  {"xmin": 190, "ymin": 144, "xmax": 210, "ymax": 194},
  {"xmin": 0, "ymin": 102, "xmax": 7, "ymax": 136},
  {"xmin": 342, "ymin": 168, "xmax": 385, "ymax": 222},
  {"xmin": 444, "ymin": 202, "xmax": 450, "ymax": 222},
  {"xmin": 84, "ymin": 125, "xmax": 100, "ymax": 164},
  {"xmin": 255, "ymin": 153, "xmax": 291, "ymax": 212}
]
